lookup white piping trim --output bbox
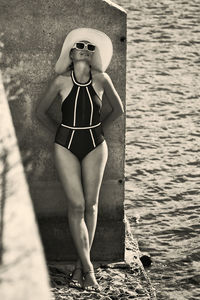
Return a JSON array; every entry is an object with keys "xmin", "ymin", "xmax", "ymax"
[
  {"xmin": 73, "ymin": 86, "xmax": 80, "ymax": 126},
  {"xmin": 72, "ymin": 71, "xmax": 92, "ymax": 87},
  {"xmin": 90, "ymin": 129, "xmax": 96, "ymax": 148},
  {"xmin": 68, "ymin": 130, "xmax": 75, "ymax": 149},
  {"xmin": 86, "ymin": 87, "xmax": 93, "ymax": 125},
  {"xmin": 61, "ymin": 123, "xmax": 101, "ymax": 130}
]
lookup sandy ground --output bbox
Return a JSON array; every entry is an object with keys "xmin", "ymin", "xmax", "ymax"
[{"xmin": 49, "ymin": 227, "xmax": 156, "ymax": 300}]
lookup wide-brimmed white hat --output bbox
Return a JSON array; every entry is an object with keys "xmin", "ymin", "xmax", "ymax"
[{"xmin": 55, "ymin": 28, "xmax": 113, "ymax": 74}]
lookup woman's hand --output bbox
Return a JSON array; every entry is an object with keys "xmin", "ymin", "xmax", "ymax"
[
  {"xmin": 101, "ymin": 73, "xmax": 124, "ymax": 131},
  {"xmin": 36, "ymin": 76, "xmax": 61, "ymax": 133}
]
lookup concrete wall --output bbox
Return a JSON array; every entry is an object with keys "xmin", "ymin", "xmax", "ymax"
[
  {"xmin": 0, "ymin": 0, "xmax": 127, "ymax": 261},
  {"xmin": 0, "ymin": 72, "xmax": 51, "ymax": 300}
]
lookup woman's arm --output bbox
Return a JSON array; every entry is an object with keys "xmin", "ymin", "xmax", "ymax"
[
  {"xmin": 36, "ymin": 76, "xmax": 61, "ymax": 133},
  {"xmin": 101, "ymin": 73, "xmax": 124, "ymax": 131}
]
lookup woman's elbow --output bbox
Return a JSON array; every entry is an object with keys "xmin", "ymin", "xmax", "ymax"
[
  {"xmin": 116, "ymin": 105, "xmax": 124, "ymax": 117},
  {"xmin": 120, "ymin": 104, "xmax": 125, "ymax": 115},
  {"xmin": 112, "ymin": 106, "xmax": 124, "ymax": 120}
]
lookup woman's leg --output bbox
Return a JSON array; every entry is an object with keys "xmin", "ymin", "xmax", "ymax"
[
  {"xmin": 54, "ymin": 144, "xmax": 93, "ymax": 274},
  {"xmin": 82, "ymin": 141, "xmax": 108, "ymax": 248},
  {"xmin": 81, "ymin": 141, "xmax": 108, "ymax": 287}
]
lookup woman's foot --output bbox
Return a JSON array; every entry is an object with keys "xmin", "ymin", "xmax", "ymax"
[
  {"xmin": 69, "ymin": 267, "xmax": 83, "ymax": 289},
  {"xmin": 83, "ymin": 270, "xmax": 100, "ymax": 292}
]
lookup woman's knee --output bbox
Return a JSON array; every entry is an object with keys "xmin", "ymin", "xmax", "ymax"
[
  {"xmin": 85, "ymin": 201, "xmax": 98, "ymax": 215},
  {"xmin": 68, "ymin": 201, "xmax": 85, "ymax": 215}
]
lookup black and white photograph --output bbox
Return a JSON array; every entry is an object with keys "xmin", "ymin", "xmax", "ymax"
[{"xmin": 0, "ymin": 0, "xmax": 199, "ymax": 299}]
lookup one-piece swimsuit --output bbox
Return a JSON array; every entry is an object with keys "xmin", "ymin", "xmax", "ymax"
[{"xmin": 54, "ymin": 70, "xmax": 105, "ymax": 161}]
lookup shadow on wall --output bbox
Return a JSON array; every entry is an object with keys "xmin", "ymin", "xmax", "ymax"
[
  {"xmin": 0, "ymin": 67, "xmax": 31, "ymax": 265},
  {"xmin": 0, "ymin": 41, "xmax": 7, "ymax": 263},
  {"xmin": 1, "ymin": 57, "xmax": 35, "ymax": 183},
  {"xmin": 0, "ymin": 39, "xmax": 38, "ymax": 261},
  {"xmin": 0, "ymin": 149, "xmax": 7, "ymax": 263},
  {"xmin": 0, "ymin": 60, "xmax": 52, "ymax": 299}
]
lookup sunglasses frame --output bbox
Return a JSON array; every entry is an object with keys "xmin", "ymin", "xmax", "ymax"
[{"xmin": 72, "ymin": 42, "xmax": 96, "ymax": 52}]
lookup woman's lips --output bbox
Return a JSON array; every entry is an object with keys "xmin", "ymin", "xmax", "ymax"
[{"xmin": 80, "ymin": 52, "xmax": 90, "ymax": 56}]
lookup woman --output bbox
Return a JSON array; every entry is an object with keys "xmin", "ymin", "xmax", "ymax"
[{"xmin": 36, "ymin": 28, "xmax": 124, "ymax": 291}]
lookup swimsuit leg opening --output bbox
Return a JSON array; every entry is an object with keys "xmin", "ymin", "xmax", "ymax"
[{"xmin": 54, "ymin": 142, "xmax": 81, "ymax": 162}]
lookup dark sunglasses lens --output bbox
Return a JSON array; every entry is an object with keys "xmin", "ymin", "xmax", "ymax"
[
  {"xmin": 76, "ymin": 43, "xmax": 85, "ymax": 49},
  {"xmin": 88, "ymin": 44, "xmax": 95, "ymax": 51}
]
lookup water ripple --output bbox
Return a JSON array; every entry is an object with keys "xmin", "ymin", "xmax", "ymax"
[{"xmin": 115, "ymin": 0, "xmax": 200, "ymax": 298}]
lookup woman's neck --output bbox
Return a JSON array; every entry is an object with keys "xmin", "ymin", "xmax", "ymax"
[{"xmin": 73, "ymin": 61, "xmax": 91, "ymax": 83}]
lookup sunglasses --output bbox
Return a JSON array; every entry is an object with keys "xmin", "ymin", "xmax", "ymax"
[{"xmin": 72, "ymin": 42, "xmax": 96, "ymax": 52}]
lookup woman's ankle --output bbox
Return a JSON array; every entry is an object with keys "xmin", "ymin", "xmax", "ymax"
[
  {"xmin": 75, "ymin": 260, "xmax": 82, "ymax": 269},
  {"xmin": 83, "ymin": 263, "xmax": 94, "ymax": 274}
]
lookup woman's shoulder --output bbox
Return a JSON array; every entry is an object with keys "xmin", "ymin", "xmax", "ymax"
[
  {"xmin": 53, "ymin": 71, "xmax": 71, "ymax": 86},
  {"xmin": 92, "ymin": 70, "xmax": 111, "ymax": 84},
  {"xmin": 56, "ymin": 70, "xmax": 71, "ymax": 81}
]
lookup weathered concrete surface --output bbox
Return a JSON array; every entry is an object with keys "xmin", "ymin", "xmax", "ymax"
[
  {"xmin": 38, "ymin": 218, "xmax": 125, "ymax": 261},
  {"xmin": 0, "ymin": 0, "xmax": 127, "ymax": 261},
  {"xmin": 48, "ymin": 217, "xmax": 157, "ymax": 299},
  {"xmin": 0, "ymin": 72, "xmax": 51, "ymax": 299}
]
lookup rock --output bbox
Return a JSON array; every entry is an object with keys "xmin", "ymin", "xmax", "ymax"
[
  {"xmin": 140, "ymin": 254, "xmax": 152, "ymax": 267},
  {"xmin": 135, "ymin": 284, "xmax": 145, "ymax": 295}
]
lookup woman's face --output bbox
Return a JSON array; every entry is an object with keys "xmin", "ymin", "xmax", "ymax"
[{"xmin": 70, "ymin": 40, "xmax": 95, "ymax": 64}]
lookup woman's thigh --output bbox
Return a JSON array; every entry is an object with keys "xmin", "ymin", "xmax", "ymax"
[
  {"xmin": 81, "ymin": 141, "xmax": 108, "ymax": 206},
  {"xmin": 54, "ymin": 143, "xmax": 85, "ymax": 208}
]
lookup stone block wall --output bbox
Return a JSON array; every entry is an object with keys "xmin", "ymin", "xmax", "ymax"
[{"xmin": 0, "ymin": 0, "xmax": 127, "ymax": 261}]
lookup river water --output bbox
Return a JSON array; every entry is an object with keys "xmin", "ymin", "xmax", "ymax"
[{"xmin": 114, "ymin": 0, "xmax": 200, "ymax": 299}]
